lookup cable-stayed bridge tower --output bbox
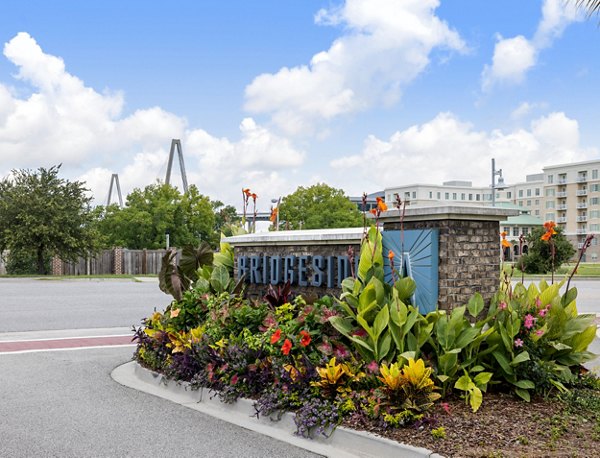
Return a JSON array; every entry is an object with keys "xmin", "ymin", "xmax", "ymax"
[{"xmin": 165, "ymin": 139, "xmax": 189, "ymax": 193}]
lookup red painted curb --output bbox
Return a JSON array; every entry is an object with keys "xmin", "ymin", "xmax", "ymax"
[{"xmin": 0, "ymin": 335, "xmax": 134, "ymax": 353}]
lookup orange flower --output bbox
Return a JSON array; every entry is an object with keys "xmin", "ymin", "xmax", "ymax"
[
  {"xmin": 270, "ymin": 329, "xmax": 281, "ymax": 344},
  {"xmin": 251, "ymin": 192, "xmax": 258, "ymax": 201},
  {"xmin": 299, "ymin": 330, "xmax": 311, "ymax": 347},
  {"xmin": 541, "ymin": 220, "xmax": 557, "ymax": 241},
  {"xmin": 500, "ymin": 232, "xmax": 511, "ymax": 248},
  {"xmin": 170, "ymin": 308, "xmax": 180, "ymax": 318},
  {"xmin": 369, "ymin": 208, "xmax": 377, "ymax": 216},
  {"xmin": 376, "ymin": 196, "xmax": 388, "ymax": 212},
  {"xmin": 270, "ymin": 206, "xmax": 278, "ymax": 222},
  {"xmin": 282, "ymin": 338, "xmax": 292, "ymax": 355},
  {"xmin": 388, "ymin": 250, "xmax": 395, "ymax": 263},
  {"xmin": 243, "ymin": 188, "xmax": 251, "ymax": 196}
]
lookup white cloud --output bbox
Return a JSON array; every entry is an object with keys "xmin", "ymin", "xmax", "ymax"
[
  {"xmin": 0, "ymin": 32, "xmax": 305, "ymax": 208},
  {"xmin": 244, "ymin": 0, "xmax": 465, "ymax": 134},
  {"xmin": 331, "ymin": 111, "xmax": 592, "ymax": 190},
  {"xmin": 481, "ymin": 0, "xmax": 582, "ymax": 91}
]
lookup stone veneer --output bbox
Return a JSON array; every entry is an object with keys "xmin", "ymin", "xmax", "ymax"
[
  {"xmin": 380, "ymin": 206, "xmax": 518, "ymax": 311},
  {"xmin": 224, "ymin": 228, "xmax": 362, "ymax": 299},
  {"xmin": 225, "ymin": 206, "xmax": 518, "ymax": 311}
]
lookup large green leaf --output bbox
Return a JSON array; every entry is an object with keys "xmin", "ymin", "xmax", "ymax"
[
  {"xmin": 358, "ymin": 226, "xmax": 383, "ymax": 282},
  {"xmin": 395, "ymin": 277, "xmax": 416, "ymax": 302},
  {"xmin": 511, "ymin": 351, "xmax": 530, "ymax": 366},
  {"xmin": 373, "ymin": 305, "xmax": 390, "ymax": 340},
  {"xmin": 210, "ymin": 265, "xmax": 230, "ymax": 293},
  {"xmin": 492, "ymin": 351, "xmax": 514, "ymax": 375},
  {"xmin": 180, "ymin": 243, "xmax": 214, "ymax": 281},
  {"xmin": 467, "ymin": 293, "xmax": 484, "ymax": 318}
]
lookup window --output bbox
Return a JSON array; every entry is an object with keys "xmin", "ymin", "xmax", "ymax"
[
  {"xmin": 445, "ymin": 192, "xmax": 449, "ymax": 200},
  {"xmin": 535, "ymin": 188, "xmax": 540, "ymax": 196},
  {"xmin": 453, "ymin": 193, "xmax": 457, "ymax": 200},
  {"xmin": 527, "ymin": 200, "xmax": 532, "ymax": 207},
  {"xmin": 592, "ymin": 197, "xmax": 599, "ymax": 205},
  {"xmin": 535, "ymin": 199, "xmax": 539, "ymax": 205},
  {"xmin": 594, "ymin": 169, "xmax": 599, "ymax": 180},
  {"xmin": 592, "ymin": 184, "xmax": 600, "ymax": 192},
  {"xmin": 469, "ymin": 193, "xmax": 473, "ymax": 201},
  {"xmin": 503, "ymin": 227, "xmax": 509, "ymax": 233},
  {"xmin": 590, "ymin": 224, "xmax": 600, "ymax": 232},
  {"xmin": 547, "ymin": 174, "xmax": 553, "ymax": 184},
  {"xmin": 506, "ymin": 191, "xmax": 512, "ymax": 199},
  {"xmin": 412, "ymin": 191, "xmax": 416, "ymax": 199},
  {"xmin": 513, "ymin": 227, "xmax": 519, "ymax": 236},
  {"xmin": 591, "ymin": 210, "xmax": 600, "ymax": 218},
  {"xmin": 405, "ymin": 192, "xmax": 410, "ymax": 199},
  {"xmin": 546, "ymin": 188, "xmax": 555, "ymax": 197},
  {"xmin": 546, "ymin": 212, "xmax": 555, "ymax": 220},
  {"xmin": 522, "ymin": 227, "xmax": 529, "ymax": 235},
  {"xmin": 527, "ymin": 189, "xmax": 532, "ymax": 197},
  {"xmin": 535, "ymin": 210, "xmax": 540, "ymax": 216},
  {"xmin": 546, "ymin": 201, "xmax": 555, "ymax": 209},
  {"xmin": 461, "ymin": 193, "xmax": 465, "ymax": 200},
  {"xmin": 519, "ymin": 201, "xmax": 524, "ymax": 207},
  {"xmin": 476, "ymin": 194, "xmax": 480, "ymax": 201},
  {"xmin": 437, "ymin": 192, "xmax": 441, "ymax": 199},
  {"xmin": 429, "ymin": 191, "xmax": 433, "ymax": 199},
  {"xmin": 518, "ymin": 190, "xmax": 524, "ymax": 197},
  {"xmin": 594, "ymin": 238, "xmax": 599, "ymax": 246}
]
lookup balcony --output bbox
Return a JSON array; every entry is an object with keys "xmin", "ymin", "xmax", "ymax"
[
  {"xmin": 577, "ymin": 203, "xmax": 588, "ymax": 209},
  {"xmin": 557, "ymin": 217, "xmax": 567, "ymax": 223},
  {"xmin": 577, "ymin": 176, "xmax": 588, "ymax": 183},
  {"xmin": 557, "ymin": 204, "xmax": 567, "ymax": 210},
  {"xmin": 558, "ymin": 178, "xmax": 567, "ymax": 184},
  {"xmin": 577, "ymin": 189, "xmax": 588, "ymax": 196},
  {"xmin": 577, "ymin": 229, "xmax": 588, "ymax": 234},
  {"xmin": 577, "ymin": 216, "xmax": 588, "ymax": 222},
  {"xmin": 578, "ymin": 243, "xmax": 585, "ymax": 249},
  {"xmin": 557, "ymin": 192, "xmax": 567, "ymax": 198}
]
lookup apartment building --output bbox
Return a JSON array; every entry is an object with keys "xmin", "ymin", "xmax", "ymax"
[
  {"xmin": 543, "ymin": 160, "xmax": 600, "ymax": 261},
  {"xmin": 383, "ymin": 159, "xmax": 600, "ymax": 261}
]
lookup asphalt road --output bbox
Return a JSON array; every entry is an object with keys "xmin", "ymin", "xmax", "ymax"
[
  {"xmin": 0, "ymin": 347, "xmax": 320, "ymax": 458},
  {"xmin": 0, "ymin": 278, "xmax": 170, "ymax": 332}
]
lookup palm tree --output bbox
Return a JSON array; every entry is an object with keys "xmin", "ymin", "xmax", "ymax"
[{"xmin": 575, "ymin": 0, "xmax": 600, "ymax": 15}]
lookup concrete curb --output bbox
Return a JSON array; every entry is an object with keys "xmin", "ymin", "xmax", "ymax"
[{"xmin": 111, "ymin": 361, "xmax": 443, "ymax": 458}]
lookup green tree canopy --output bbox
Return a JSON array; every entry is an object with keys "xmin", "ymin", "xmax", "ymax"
[
  {"xmin": 278, "ymin": 183, "xmax": 363, "ymax": 230},
  {"xmin": 0, "ymin": 165, "xmax": 100, "ymax": 274},
  {"xmin": 520, "ymin": 226, "xmax": 576, "ymax": 274},
  {"xmin": 97, "ymin": 182, "xmax": 216, "ymax": 249}
]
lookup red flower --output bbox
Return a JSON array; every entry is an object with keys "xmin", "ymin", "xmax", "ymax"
[
  {"xmin": 299, "ymin": 330, "xmax": 311, "ymax": 347},
  {"xmin": 270, "ymin": 329, "xmax": 281, "ymax": 344},
  {"xmin": 282, "ymin": 338, "xmax": 292, "ymax": 355}
]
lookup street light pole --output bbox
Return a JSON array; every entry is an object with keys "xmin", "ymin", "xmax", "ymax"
[{"xmin": 491, "ymin": 158, "xmax": 504, "ymax": 207}]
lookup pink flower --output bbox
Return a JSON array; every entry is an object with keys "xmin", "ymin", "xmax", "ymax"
[
  {"xmin": 366, "ymin": 360, "xmax": 379, "ymax": 374},
  {"xmin": 231, "ymin": 374, "xmax": 239, "ymax": 385},
  {"xmin": 514, "ymin": 338, "xmax": 524, "ymax": 347},
  {"xmin": 498, "ymin": 301, "xmax": 507, "ymax": 310},
  {"xmin": 333, "ymin": 345, "xmax": 350, "ymax": 359},
  {"xmin": 535, "ymin": 297, "xmax": 542, "ymax": 308},
  {"xmin": 524, "ymin": 314, "xmax": 536, "ymax": 330},
  {"xmin": 317, "ymin": 340, "xmax": 333, "ymax": 355},
  {"xmin": 440, "ymin": 402, "xmax": 451, "ymax": 415},
  {"xmin": 538, "ymin": 308, "xmax": 548, "ymax": 317},
  {"xmin": 535, "ymin": 329, "xmax": 544, "ymax": 337}
]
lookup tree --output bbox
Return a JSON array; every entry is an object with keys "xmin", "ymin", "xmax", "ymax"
[
  {"xmin": 520, "ymin": 226, "xmax": 576, "ymax": 274},
  {"xmin": 0, "ymin": 166, "xmax": 100, "ymax": 274},
  {"xmin": 98, "ymin": 182, "xmax": 216, "ymax": 249},
  {"xmin": 278, "ymin": 183, "xmax": 363, "ymax": 230},
  {"xmin": 211, "ymin": 200, "xmax": 240, "ymax": 237},
  {"xmin": 575, "ymin": 0, "xmax": 600, "ymax": 15}
]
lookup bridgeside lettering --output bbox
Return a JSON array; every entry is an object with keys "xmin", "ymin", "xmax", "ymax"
[{"xmin": 237, "ymin": 255, "xmax": 353, "ymax": 288}]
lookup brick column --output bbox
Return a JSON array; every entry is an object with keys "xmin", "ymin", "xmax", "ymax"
[
  {"xmin": 51, "ymin": 256, "xmax": 63, "ymax": 276},
  {"xmin": 113, "ymin": 247, "xmax": 124, "ymax": 275}
]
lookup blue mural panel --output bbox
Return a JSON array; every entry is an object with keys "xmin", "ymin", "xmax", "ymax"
[{"xmin": 382, "ymin": 229, "xmax": 439, "ymax": 314}]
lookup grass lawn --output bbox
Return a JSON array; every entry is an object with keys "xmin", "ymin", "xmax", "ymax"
[{"xmin": 505, "ymin": 262, "xmax": 600, "ymax": 279}]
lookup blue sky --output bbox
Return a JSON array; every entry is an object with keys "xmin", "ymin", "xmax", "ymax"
[{"xmin": 0, "ymin": 0, "xmax": 599, "ymax": 209}]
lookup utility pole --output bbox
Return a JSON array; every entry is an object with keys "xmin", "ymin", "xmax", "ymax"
[
  {"xmin": 107, "ymin": 173, "xmax": 123, "ymax": 208},
  {"xmin": 165, "ymin": 139, "xmax": 189, "ymax": 193}
]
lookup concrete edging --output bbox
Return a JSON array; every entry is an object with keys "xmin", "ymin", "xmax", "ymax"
[{"xmin": 111, "ymin": 361, "xmax": 443, "ymax": 458}]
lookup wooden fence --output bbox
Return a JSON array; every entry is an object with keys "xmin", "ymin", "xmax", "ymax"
[{"xmin": 52, "ymin": 249, "xmax": 176, "ymax": 276}]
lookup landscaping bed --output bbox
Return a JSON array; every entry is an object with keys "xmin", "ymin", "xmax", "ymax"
[{"xmin": 134, "ymin": 234, "xmax": 600, "ymax": 458}]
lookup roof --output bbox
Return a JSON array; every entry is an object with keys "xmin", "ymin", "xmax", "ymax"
[{"xmin": 504, "ymin": 214, "xmax": 544, "ymax": 226}]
